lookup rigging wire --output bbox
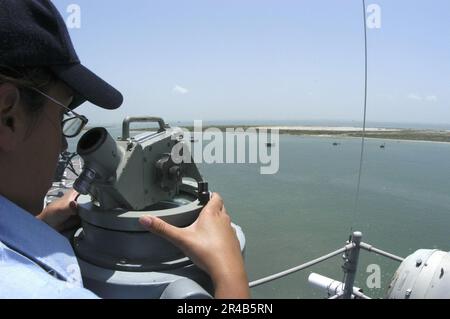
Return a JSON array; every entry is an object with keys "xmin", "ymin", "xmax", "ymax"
[
  {"xmin": 350, "ymin": 0, "xmax": 369, "ymax": 233},
  {"xmin": 342, "ymin": 0, "xmax": 369, "ymax": 289}
]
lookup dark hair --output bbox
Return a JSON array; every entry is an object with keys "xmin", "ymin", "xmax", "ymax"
[{"xmin": 0, "ymin": 65, "xmax": 56, "ymax": 115}]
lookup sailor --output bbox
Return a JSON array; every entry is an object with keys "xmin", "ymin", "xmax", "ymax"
[{"xmin": 0, "ymin": 0, "xmax": 249, "ymax": 298}]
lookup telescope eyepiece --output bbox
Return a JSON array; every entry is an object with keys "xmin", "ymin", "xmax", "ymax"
[
  {"xmin": 77, "ymin": 127, "xmax": 108, "ymax": 156},
  {"xmin": 74, "ymin": 127, "xmax": 121, "ymax": 198}
]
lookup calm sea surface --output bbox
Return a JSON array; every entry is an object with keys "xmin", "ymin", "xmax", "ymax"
[{"xmin": 68, "ymin": 124, "xmax": 450, "ymax": 298}]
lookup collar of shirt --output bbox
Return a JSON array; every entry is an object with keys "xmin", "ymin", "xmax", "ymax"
[{"xmin": 0, "ymin": 195, "xmax": 83, "ymax": 284}]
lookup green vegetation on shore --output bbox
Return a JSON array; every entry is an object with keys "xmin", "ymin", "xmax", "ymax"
[{"xmin": 178, "ymin": 126, "xmax": 450, "ymax": 143}]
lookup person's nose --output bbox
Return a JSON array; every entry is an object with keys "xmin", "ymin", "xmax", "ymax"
[{"xmin": 61, "ymin": 135, "xmax": 68, "ymax": 152}]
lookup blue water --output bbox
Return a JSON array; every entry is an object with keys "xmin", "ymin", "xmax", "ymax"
[{"xmin": 67, "ymin": 125, "xmax": 450, "ymax": 298}]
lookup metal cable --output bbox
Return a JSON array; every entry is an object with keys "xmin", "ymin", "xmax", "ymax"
[
  {"xmin": 249, "ymin": 244, "xmax": 354, "ymax": 288},
  {"xmin": 350, "ymin": 0, "xmax": 369, "ymax": 232},
  {"xmin": 343, "ymin": 0, "xmax": 370, "ymax": 289}
]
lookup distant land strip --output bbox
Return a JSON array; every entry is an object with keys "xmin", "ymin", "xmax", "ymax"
[
  {"xmin": 117, "ymin": 125, "xmax": 450, "ymax": 143},
  {"xmin": 178, "ymin": 125, "xmax": 450, "ymax": 143}
]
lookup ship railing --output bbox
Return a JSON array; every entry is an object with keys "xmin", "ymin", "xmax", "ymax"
[
  {"xmin": 44, "ymin": 151, "xmax": 82, "ymax": 207},
  {"xmin": 248, "ymin": 231, "xmax": 404, "ymax": 299}
]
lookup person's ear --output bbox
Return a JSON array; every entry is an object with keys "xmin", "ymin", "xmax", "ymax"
[{"xmin": 0, "ymin": 83, "xmax": 24, "ymax": 152}]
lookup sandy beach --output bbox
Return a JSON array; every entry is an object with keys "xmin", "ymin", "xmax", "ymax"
[{"xmin": 255, "ymin": 126, "xmax": 401, "ymax": 132}]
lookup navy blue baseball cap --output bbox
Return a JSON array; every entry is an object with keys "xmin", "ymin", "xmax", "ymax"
[{"xmin": 0, "ymin": 0, "xmax": 123, "ymax": 109}]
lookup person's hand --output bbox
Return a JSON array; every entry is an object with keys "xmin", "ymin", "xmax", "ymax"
[
  {"xmin": 139, "ymin": 192, "xmax": 250, "ymax": 299},
  {"xmin": 37, "ymin": 189, "xmax": 81, "ymax": 232}
]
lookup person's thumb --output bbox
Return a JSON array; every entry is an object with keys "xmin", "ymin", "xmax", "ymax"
[{"xmin": 139, "ymin": 215, "xmax": 183, "ymax": 245}]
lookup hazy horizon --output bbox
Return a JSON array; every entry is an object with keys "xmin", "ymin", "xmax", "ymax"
[
  {"xmin": 54, "ymin": 0, "xmax": 450, "ymax": 126},
  {"xmin": 85, "ymin": 118, "xmax": 450, "ymax": 130}
]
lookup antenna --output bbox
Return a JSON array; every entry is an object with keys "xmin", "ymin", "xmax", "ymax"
[
  {"xmin": 350, "ymin": 0, "xmax": 369, "ymax": 233},
  {"xmin": 343, "ymin": 0, "xmax": 369, "ymax": 289}
]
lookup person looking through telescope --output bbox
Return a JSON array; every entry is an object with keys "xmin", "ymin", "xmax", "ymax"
[{"xmin": 0, "ymin": 0, "xmax": 249, "ymax": 299}]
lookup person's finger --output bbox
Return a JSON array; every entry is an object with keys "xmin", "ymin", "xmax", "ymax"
[
  {"xmin": 203, "ymin": 192, "xmax": 224, "ymax": 214},
  {"xmin": 139, "ymin": 215, "xmax": 184, "ymax": 245},
  {"xmin": 66, "ymin": 189, "xmax": 79, "ymax": 200},
  {"xmin": 221, "ymin": 207, "xmax": 231, "ymax": 221}
]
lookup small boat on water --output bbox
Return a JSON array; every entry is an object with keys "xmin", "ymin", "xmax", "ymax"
[{"xmin": 380, "ymin": 143, "xmax": 386, "ymax": 149}]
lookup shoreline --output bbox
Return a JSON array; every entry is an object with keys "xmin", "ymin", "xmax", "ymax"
[
  {"xmin": 176, "ymin": 125, "xmax": 450, "ymax": 144},
  {"xmin": 305, "ymin": 134, "xmax": 450, "ymax": 145}
]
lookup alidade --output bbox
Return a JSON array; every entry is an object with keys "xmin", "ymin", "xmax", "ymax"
[{"xmin": 71, "ymin": 117, "xmax": 246, "ymax": 299}]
